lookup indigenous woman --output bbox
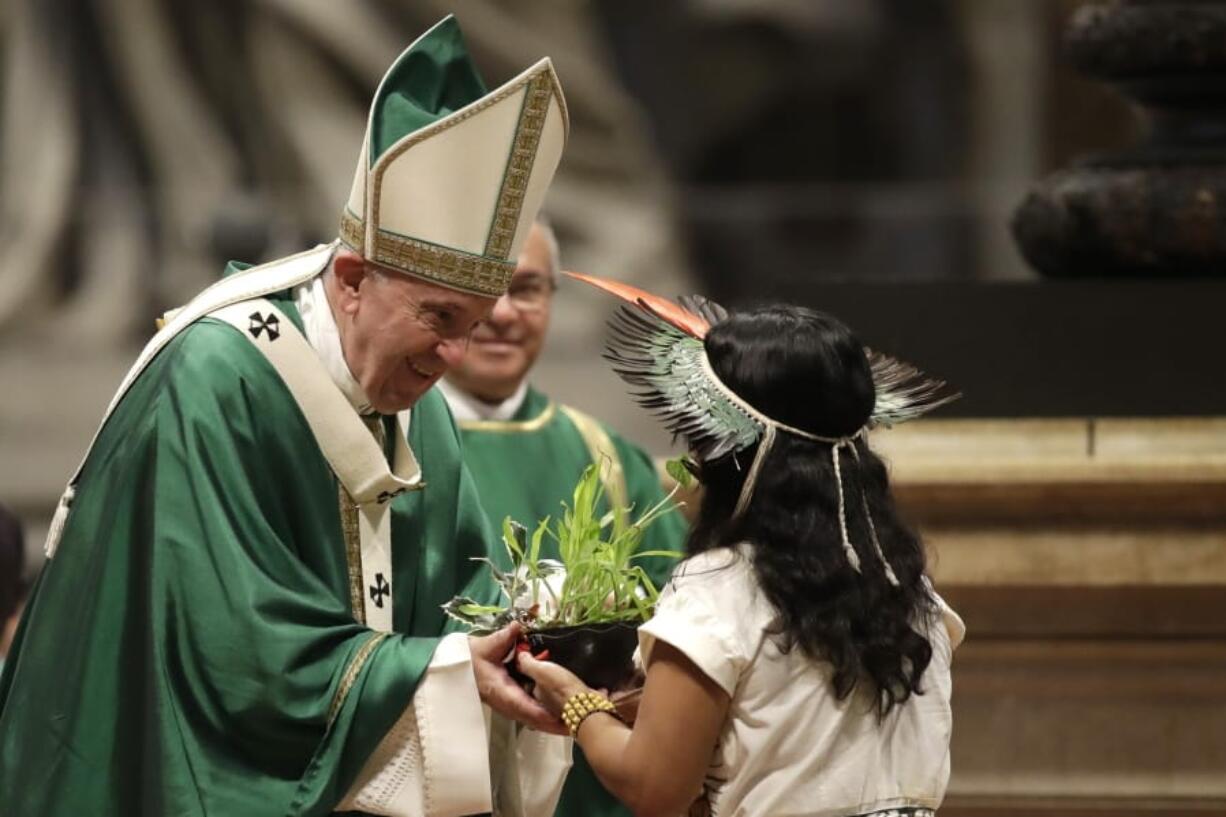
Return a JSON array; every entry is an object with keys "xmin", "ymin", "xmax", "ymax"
[{"xmin": 518, "ymin": 280, "xmax": 966, "ymax": 817}]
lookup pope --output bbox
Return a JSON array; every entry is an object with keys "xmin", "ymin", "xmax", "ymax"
[{"xmin": 0, "ymin": 16, "xmax": 570, "ymax": 817}]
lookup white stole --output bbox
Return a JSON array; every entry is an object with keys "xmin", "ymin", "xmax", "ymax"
[{"xmin": 207, "ymin": 298, "xmax": 420, "ymax": 631}]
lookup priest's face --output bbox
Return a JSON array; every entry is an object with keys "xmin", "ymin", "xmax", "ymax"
[
  {"xmin": 329, "ymin": 250, "xmax": 496, "ymax": 413},
  {"xmin": 444, "ymin": 222, "xmax": 556, "ymax": 402}
]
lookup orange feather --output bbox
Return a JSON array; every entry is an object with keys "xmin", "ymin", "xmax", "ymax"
[{"xmin": 563, "ymin": 270, "xmax": 710, "ymax": 339}]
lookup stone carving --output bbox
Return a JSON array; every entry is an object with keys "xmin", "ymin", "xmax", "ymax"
[{"xmin": 1013, "ymin": 0, "xmax": 1226, "ymax": 277}]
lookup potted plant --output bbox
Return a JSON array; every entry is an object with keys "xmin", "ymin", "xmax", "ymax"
[{"xmin": 444, "ymin": 461, "xmax": 686, "ymax": 690}]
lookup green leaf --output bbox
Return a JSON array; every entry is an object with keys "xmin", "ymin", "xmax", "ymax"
[
  {"xmin": 450, "ymin": 461, "xmax": 680, "ymax": 631},
  {"xmin": 502, "ymin": 518, "xmax": 526, "ymax": 563},
  {"xmin": 467, "ymin": 557, "xmax": 517, "ymax": 602},
  {"xmin": 666, "ymin": 456, "xmax": 696, "ymax": 488},
  {"xmin": 629, "ymin": 549, "xmax": 684, "ymax": 560},
  {"xmin": 457, "ymin": 602, "xmax": 504, "ymax": 616},
  {"xmin": 441, "ymin": 596, "xmax": 513, "ymax": 632},
  {"xmin": 528, "ymin": 516, "xmax": 549, "ymax": 567}
]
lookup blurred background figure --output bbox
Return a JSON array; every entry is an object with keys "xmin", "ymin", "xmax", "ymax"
[
  {"xmin": 440, "ymin": 217, "xmax": 686, "ymax": 817},
  {"xmin": 438, "ymin": 218, "xmax": 685, "ymax": 591},
  {"xmin": 0, "ymin": 505, "xmax": 27, "ymax": 668}
]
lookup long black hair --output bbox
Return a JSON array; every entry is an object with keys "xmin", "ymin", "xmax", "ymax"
[{"xmin": 687, "ymin": 305, "xmax": 935, "ymax": 717}]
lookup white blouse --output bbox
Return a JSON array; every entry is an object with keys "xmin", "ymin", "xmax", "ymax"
[{"xmin": 638, "ymin": 546, "xmax": 965, "ymax": 817}]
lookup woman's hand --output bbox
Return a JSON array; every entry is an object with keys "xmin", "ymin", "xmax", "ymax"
[
  {"xmin": 469, "ymin": 623, "xmax": 567, "ymax": 735},
  {"xmin": 515, "ymin": 651, "xmax": 595, "ymax": 718},
  {"xmin": 521, "ymin": 642, "xmax": 731, "ymax": 817}
]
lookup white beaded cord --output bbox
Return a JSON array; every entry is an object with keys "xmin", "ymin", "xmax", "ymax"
[
  {"xmin": 830, "ymin": 441, "xmax": 862, "ymax": 573},
  {"xmin": 731, "ymin": 423, "xmax": 775, "ymax": 520},
  {"xmin": 849, "ymin": 441, "xmax": 901, "ymax": 586},
  {"xmin": 706, "ymin": 350, "xmax": 905, "ymax": 582}
]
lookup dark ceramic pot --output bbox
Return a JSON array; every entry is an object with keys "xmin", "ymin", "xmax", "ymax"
[{"xmin": 526, "ymin": 621, "xmax": 640, "ymax": 691}]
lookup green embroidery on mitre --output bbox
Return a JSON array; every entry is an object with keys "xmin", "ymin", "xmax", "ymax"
[{"xmin": 341, "ymin": 14, "xmax": 569, "ymax": 298}]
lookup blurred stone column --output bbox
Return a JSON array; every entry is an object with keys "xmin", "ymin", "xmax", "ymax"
[
  {"xmin": 1013, "ymin": 0, "xmax": 1226, "ymax": 277},
  {"xmin": 959, "ymin": 0, "xmax": 1047, "ymax": 281}
]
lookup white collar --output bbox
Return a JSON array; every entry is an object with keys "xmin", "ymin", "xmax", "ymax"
[
  {"xmin": 294, "ymin": 272, "xmax": 376, "ymax": 416},
  {"xmin": 437, "ymin": 378, "xmax": 528, "ymax": 422}
]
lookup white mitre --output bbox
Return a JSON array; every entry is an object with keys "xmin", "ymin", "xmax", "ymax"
[{"xmin": 339, "ymin": 14, "xmax": 569, "ymax": 298}]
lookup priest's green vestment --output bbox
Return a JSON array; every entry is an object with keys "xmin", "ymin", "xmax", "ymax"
[
  {"xmin": 451, "ymin": 385, "xmax": 686, "ymax": 817},
  {"xmin": 0, "ymin": 287, "xmax": 500, "ymax": 816}
]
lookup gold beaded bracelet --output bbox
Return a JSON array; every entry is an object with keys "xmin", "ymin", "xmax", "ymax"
[{"xmin": 561, "ymin": 691, "xmax": 621, "ymax": 736}]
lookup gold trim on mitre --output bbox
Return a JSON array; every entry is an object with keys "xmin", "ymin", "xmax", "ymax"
[
  {"xmin": 340, "ymin": 211, "xmax": 514, "ymax": 297},
  {"xmin": 484, "ymin": 71, "xmax": 554, "ymax": 260}
]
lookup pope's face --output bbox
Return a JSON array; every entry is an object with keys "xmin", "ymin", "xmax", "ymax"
[
  {"xmin": 444, "ymin": 223, "xmax": 555, "ymax": 402},
  {"xmin": 332, "ymin": 253, "xmax": 496, "ymax": 414}
]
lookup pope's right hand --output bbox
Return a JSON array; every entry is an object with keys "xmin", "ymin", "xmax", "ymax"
[{"xmin": 469, "ymin": 623, "xmax": 568, "ymax": 736}]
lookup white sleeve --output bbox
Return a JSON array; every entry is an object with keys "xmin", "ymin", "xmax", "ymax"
[
  {"xmin": 933, "ymin": 591, "xmax": 966, "ymax": 650},
  {"xmin": 515, "ymin": 728, "xmax": 573, "ymax": 816},
  {"xmin": 637, "ymin": 577, "xmax": 746, "ymax": 697},
  {"xmin": 923, "ymin": 576, "xmax": 966, "ymax": 651},
  {"xmin": 338, "ymin": 632, "xmax": 493, "ymax": 817},
  {"xmin": 488, "ymin": 714, "xmax": 574, "ymax": 817}
]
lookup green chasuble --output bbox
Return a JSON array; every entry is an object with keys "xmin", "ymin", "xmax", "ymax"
[
  {"xmin": 0, "ymin": 289, "xmax": 500, "ymax": 816},
  {"xmin": 453, "ymin": 385, "xmax": 687, "ymax": 817}
]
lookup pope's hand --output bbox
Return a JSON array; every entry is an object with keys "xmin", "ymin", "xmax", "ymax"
[
  {"xmin": 469, "ymin": 623, "xmax": 567, "ymax": 735},
  {"xmin": 515, "ymin": 651, "xmax": 594, "ymax": 719}
]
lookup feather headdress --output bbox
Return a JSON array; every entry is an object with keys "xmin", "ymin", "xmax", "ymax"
[
  {"xmin": 567, "ymin": 271, "xmax": 957, "ymax": 458},
  {"xmin": 566, "ymin": 270, "xmax": 959, "ymax": 583}
]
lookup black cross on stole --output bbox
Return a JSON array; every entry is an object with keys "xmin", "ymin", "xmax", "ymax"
[{"xmin": 369, "ymin": 572, "xmax": 391, "ymax": 609}]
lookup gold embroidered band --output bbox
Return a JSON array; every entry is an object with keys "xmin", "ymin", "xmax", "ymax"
[
  {"xmin": 338, "ymin": 482, "xmax": 366, "ymax": 624},
  {"xmin": 484, "ymin": 72, "xmax": 552, "ymax": 260},
  {"xmin": 328, "ymin": 631, "xmax": 389, "ymax": 725},
  {"xmin": 457, "ymin": 401, "xmax": 558, "ymax": 434},
  {"xmin": 339, "ymin": 211, "xmax": 515, "ymax": 297}
]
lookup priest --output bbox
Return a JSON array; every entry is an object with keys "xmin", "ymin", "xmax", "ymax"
[
  {"xmin": 0, "ymin": 16, "xmax": 569, "ymax": 817},
  {"xmin": 438, "ymin": 219, "xmax": 686, "ymax": 817}
]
